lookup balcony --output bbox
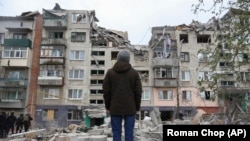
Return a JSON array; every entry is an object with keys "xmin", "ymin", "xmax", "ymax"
[
  {"xmin": 217, "ymin": 87, "xmax": 249, "ymax": 95},
  {"xmin": 154, "ymin": 79, "xmax": 177, "ymax": 87},
  {"xmin": 152, "ymin": 58, "xmax": 178, "ymax": 67},
  {"xmin": 43, "ymin": 19, "xmax": 67, "ymax": 30},
  {"xmin": 0, "ymin": 58, "xmax": 29, "ymax": 67},
  {"xmin": 4, "ymin": 39, "xmax": 31, "ymax": 47},
  {"xmin": 41, "ymin": 38, "xmax": 66, "ymax": 46},
  {"xmin": 0, "ymin": 99, "xmax": 25, "ymax": 108},
  {"xmin": 0, "ymin": 78, "xmax": 28, "ymax": 88},
  {"xmin": 38, "ymin": 77, "xmax": 63, "ymax": 86},
  {"xmin": 40, "ymin": 58, "xmax": 65, "ymax": 65}
]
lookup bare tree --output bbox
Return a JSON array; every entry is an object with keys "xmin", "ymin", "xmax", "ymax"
[{"xmin": 192, "ymin": 0, "xmax": 250, "ymax": 124}]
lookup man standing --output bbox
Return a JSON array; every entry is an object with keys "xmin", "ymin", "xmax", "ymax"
[
  {"xmin": 103, "ymin": 50, "xmax": 142, "ymax": 141},
  {"xmin": 15, "ymin": 114, "xmax": 24, "ymax": 133},
  {"xmin": 6, "ymin": 112, "xmax": 17, "ymax": 135},
  {"xmin": 23, "ymin": 114, "xmax": 33, "ymax": 132}
]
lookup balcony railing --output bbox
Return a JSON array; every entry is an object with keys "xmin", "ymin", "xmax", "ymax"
[
  {"xmin": 154, "ymin": 79, "xmax": 177, "ymax": 87},
  {"xmin": 38, "ymin": 77, "xmax": 63, "ymax": 86},
  {"xmin": 41, "ymin": 38, "xmax": 66, "ymax": 45},
  {"xmin": 152, "ymin": 58, "xmax": 178, "ymax": 67},
  {"xmin": 0, "ymin": 78, "xmax": 28, "ymax": 87},
  {"xmin": 4, "ymin": 39, "xmax": 31, "ymax": 47}
]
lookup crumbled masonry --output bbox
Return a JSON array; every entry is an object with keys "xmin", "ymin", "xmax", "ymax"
[{"xmin": 5, "ymin": 108, "xmax": 250, "ymax": 141}]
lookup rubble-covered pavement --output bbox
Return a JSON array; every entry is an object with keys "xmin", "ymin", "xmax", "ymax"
[{"xmin": 4, "ymin": 108, "xmax": 250, "ymax": 141}]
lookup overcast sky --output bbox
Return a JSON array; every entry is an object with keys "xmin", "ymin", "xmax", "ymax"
[{"xmin": 0, "ymin": 0, "xmax": 217, "ymax": 45}]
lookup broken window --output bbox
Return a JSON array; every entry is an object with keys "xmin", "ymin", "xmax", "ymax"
[
  {"xmin": 158, "ymin": 90, "xmax": 173, "ymax": 100},
  {"xmin": 136, "ymin": 110, "xmax": 150, "ymax": 120},
  {"xmin": 220, "ymin": 52, "xmax": 232, "ymax": 58},
  {"xmin": 180, "ymin": 34, "xmax": 188, "ymax": 43},
  {"xmin": 134, "ymin": 50, "xmax": 148, "ymax": 61},
  {"xmin": 198, "ymin": 71, "xmax": 212, "ymax": 81},
  {"xmin": 200, "ymin": 91, "xmax": 214, "ymax": 100},
  {"xmin": 90, "ymin": 89, "xmax": 103, "ymax": 95},
  {"xmin": 219, "ymin": 62, "xmax": 229, "ymax": 67},
  {"xmin": 138, "ymin": 70, "xmax": 149, "ymax": 82},
  {"xmin": 71, "ymin": 32, "xmax": 86, "ymax": 42},
  {"xmin": 91, "ymin": 60, "xmax": 105, "ymax": 66},
  {"xmin": 198, "ymin": 52, "xmax": 212, "ymax": 62},
  {"xmin": 68, "ymin": 109, "xmax": 82, "ymax": 120},
  {"xmin": 182, "ymin": 90, "xmax": 191, "ymax": 100},
  {"xmin": 90, "ymin": 99, "xmax": 104, "ymax": 104},
  {"xmin": 220, "ymin": 81, "xmax": 235, "ymax": 86},
  {"xmin": 90, "ymin": 117, "xmax": 104, "ymax": 126},
  {"xmin": 72, "ymin": 13, "xmax": 86, "ymax": 23},
  {"xmin": 160, "ymin": 111, "xmax": 173, "ymax": 121},
  {"xmin": 155, "ymin": 67, "xmax": 178, "ymax": 78},
  {"xmin": 49, "ymin": 32, "xmax": 63, "ymax": 39},
  {"xmin": 238, "ymin": 53, "xmax": 250, "ymax": 62},
  {"xmin": 240, "ymin": 72, "xmax": 250, "ymax": 81},
  {"xmin": 197, "ymin": 34, "xmax": 211, "ymax": 43},
  {"xmin": 91, "ymin": 51, "xmax": 105, "ymax": 56},
  {"xmin": 180, "ymin": 52, "xmax": 189, "ymax": 62},
  {"xmin": 90, "ymin": 70, "xmax": 105, "ymax": 75},
  {"xmin": 111, "ymin": 51, "xmax": 119, "ymax": 60},
  {"xmin": 90, "ymin": 79, "xmax": 103, "ymax": 85}
]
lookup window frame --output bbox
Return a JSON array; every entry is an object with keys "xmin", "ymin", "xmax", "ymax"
[
  {"xmin": 180, "ymin": 52, "xmax": 190, "ymax": 62},
  {"xmin": 141, "ymin": 90, "xmax": 150, "ymax": 100},
  {"xmin": 43, "ymin": 88, "xmax": 60, "ymax": 99},
  {"xmin": 158, "ymin": 90, "xmax": 173, "ymax": 100},
  {"xmin": 67, "ymin": 109, "xmax": 82, "ymax": 120},
  {"xmin": 68, "ymin": 69, "xmax": 84, "ymax": 79},
  {"xmin": 72, "ymin": 13, "xmax": 87, "ymax": 23},
  {"xmin": 71, "ymin": 32, "xmax": 86, "ymax": 42},
  {"xmin": 68, "ymin": 89, "xmax": 83, "ymax": 100},
  {"xmin": 182, "ymin": 90, "xmax": 192, "ymax": 101},
  {"xmin": 181, "ymin": 71, "xmax": 190, "ymax": 81},
  {"xmin": 69, "ymin": 50, "xmax": 85, "ymax": 60}
]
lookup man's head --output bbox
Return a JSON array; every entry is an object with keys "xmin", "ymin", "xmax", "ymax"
[{"xmin": 117, "ymin": 50, "xmax": 130, "ymax": 63}]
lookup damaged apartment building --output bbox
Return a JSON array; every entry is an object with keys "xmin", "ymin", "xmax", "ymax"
[
  {"xmin": 0, "ymin": 3, "xmax": 152, "ymax": 129},
  {"xmin": 0, "ymin": 3, "xmax": 249, "ymax": 130}
]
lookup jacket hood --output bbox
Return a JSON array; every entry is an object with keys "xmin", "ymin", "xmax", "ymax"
[{"xmin": 113, "ymin": 61, "xmax": 132, "ymax": 73}]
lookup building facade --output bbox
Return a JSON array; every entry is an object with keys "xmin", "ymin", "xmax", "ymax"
[
  {"xmin": 0, "ymin": 12, "xmax": 40, "ymax": 115},
  {"xmin": 1, "ymin": 5, "xmax": 249, "ymax": 128}
]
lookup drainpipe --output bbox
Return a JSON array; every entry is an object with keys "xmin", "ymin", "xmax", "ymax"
[{"xmin": 176, "ymin": 39, "xmax": 184, "ymax": 119}]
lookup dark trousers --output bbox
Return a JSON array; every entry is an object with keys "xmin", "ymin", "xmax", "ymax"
[
  {"xmin": 111, "ymin": 115, "xmax": 135, "ymax": 141},
  {"xmin": 16, "ymin": 124, "xmax": 23, "ymax": 133},
  {"xmin": 24, "ymin": 122, "xmax": 30, "ymax": 132}
]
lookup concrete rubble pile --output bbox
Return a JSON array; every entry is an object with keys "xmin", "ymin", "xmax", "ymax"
[
  {"xmin": 6, "ymin": 108, "xmax": 164, "ymax": 141},
  {"xmin": 6, "ymin": 108, "xmax": 250, "ymax": 141}
]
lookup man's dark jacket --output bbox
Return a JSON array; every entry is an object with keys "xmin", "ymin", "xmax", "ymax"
[{"xmin": 102, "ymin": 61, "xmax": 142, "ymax": 115}]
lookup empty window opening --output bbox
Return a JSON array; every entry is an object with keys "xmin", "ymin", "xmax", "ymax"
[
  {"xmin": 197, "ymin": 34, "xmax": 211, "ymax": 43},
  {"xmin": 91, "ymin": 60, "xmax": 105, "ymax": 65},
  {"xmin": 180, "ymin": 34, "xmax": 188, "ymax": 43}
]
